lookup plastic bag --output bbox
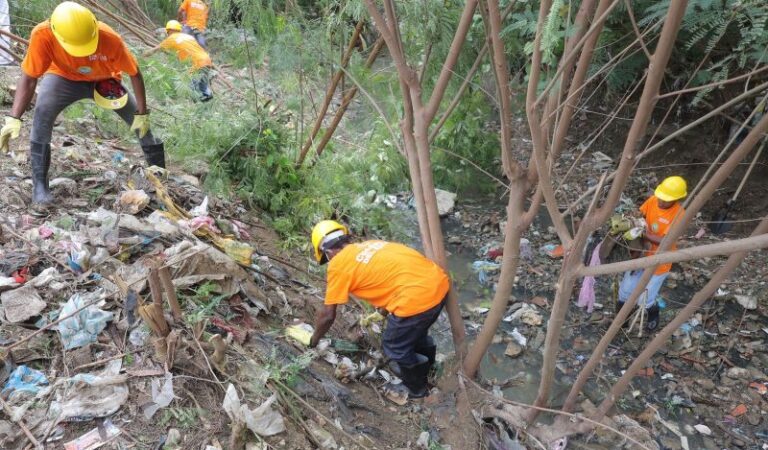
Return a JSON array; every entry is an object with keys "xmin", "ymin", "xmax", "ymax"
[{"xmin": 56, "ymin": 291, "xmax": 113, "ymax": 350}]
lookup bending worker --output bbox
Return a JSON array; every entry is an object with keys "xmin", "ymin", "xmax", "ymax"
[
  {"xmin": 308, "ymin": 220, "xmax": 448, "ymax": 399},
  {"xmin": 0, "ymin": 1, "xmax": 164, "ymax": 205},
  {"xmin": 178, "ymin": 0, "xmax": 209, "ymax": 48},
  {"xmin": 618, "ymin": 176, "xmax": 687, "ymax": 330},
  {"xmin": 145, "ymin": 20, "xmax": 213, "ymax": 102}
]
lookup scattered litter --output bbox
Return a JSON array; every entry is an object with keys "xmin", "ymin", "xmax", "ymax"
[
  {"xmin": 223, "ymin": 384, "xmax": 285, "ymax": 437},
  {"xmin": 434, "ymin": 189, "xmax": 457, "ymax": 216},
  {"xmin": 49, "ymin": 360, "xmax": 129, "ymax": 422},
  {"xmin": 416, "ymin": 431, "xmax": 430, "ymax": 448},
  {"xmin": 508, "ymin": 328, "xmax": 527, "ymax": 347},
  {"xmin": 30, "ymin": 267, "xmax": 63, "ymax": 289},
  {"xmin": 118, "ymin": 190, "xmax": 150, "ymax": 214},
  {"xmin": 733, "ymin": 294, "xmax": 756, "ymax": 310},
  {"xmin": 1, "ymin": 285, "xmax": 46, "ymax": 322},
  {"xmin": 143, "ymin": 372, "xmax": 175, "ymax": 419},
  {"xmin": 307, "ymin": 419, "xmax": 338, "ymax": 449},
  {"xmin": 693, "ymin": 424, "xmax": 712, "ymax": 436},
  {"xmin": 1, "ymin": 365, "xmax": 48, "ymax": 401},
  {"xmin": 56, "ymin": 291, "xmax": 113, "ymax": 350},
  {"xmin": 64, "ymin": 419, "xmax": 121, "ymax": 450},
  {"xmin": 506, "ymin": 304, "xmax": 543, "ymax": 326},
  {"xmin": 190, "ymin": 196, "xmax": 210, "ymax": 217},
  {"xmin": 540, "ymin": 243, "xmax": 564, "ymax": 259},
  {"xmin": 471, "ymin": 260, "xmax": 501, "ymax": 285},
  {"xmin": 285, "ymin": 323, "xmax": 313, "ymax": 346}
]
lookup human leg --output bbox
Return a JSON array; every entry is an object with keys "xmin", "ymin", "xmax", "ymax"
[
  {"xmin": 29, "ymin": 75, "xmax": 91, "ymax": 204},
  {"xmin": 113, "ymin": 89, "xmax": 165, "ymax": 168}
]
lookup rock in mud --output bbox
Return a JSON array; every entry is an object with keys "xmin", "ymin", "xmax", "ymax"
[
  {"xmin": 434, "ymin": 189, "xmax": 457, "ymax": 216},
  {"xmin": 726, "ymin": 367, "xmax": 751, "ymax": 380},
  {"xmin": 504, "ymin": 342, "xmax": 522, "ymax": 358}
]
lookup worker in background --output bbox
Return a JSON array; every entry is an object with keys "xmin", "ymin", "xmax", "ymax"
[
  {"xmin": 618, "ymin": 176, "xmax": 687, "ymax": 330},
  {"xmin": 178, "ymin": 0, "xmax": 209, "ymax": 48},
  {"xmin": 145, "ymin": 20, "xmax": 213, "ymax": 102},
  {"xmin": 0, "ymin": 2, "xmax": 164, "ymax": 206},
  {"xmin": 306, "ymin": 220, "xmax": 448, "ymax": 400}
]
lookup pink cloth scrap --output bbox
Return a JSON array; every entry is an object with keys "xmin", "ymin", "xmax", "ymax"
[{"xmin": 577, "ymin": 242, "xmax": 602, "ymax": 313}]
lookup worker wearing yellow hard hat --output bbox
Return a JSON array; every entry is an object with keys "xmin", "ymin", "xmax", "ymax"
[
  {"xmin": 0, "ymin": 1, "xmax": 164, "ymax": 206},
  {"xmin": 144, "ymin": 20, "xmax": 214, "ymax": 102},
  {"xmin": 302, "ymin": 220, "xmax": 449, "ymax": 402},
  {"xmin": 617, "ymin": 176, "xmax": 687, "ymax": 330}
]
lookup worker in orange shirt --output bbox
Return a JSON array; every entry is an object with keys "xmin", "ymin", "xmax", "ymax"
[
  {"xmin": 618, "ymin": 176, "xmax": 687, "ymax": 330},
  {"xmin": 0, "ymin": 2, "xmax": 164, "ymax": 205},
  {"xmin": 307, "ymin": 220, "xmax": 449, "ymax": 400},
  {"xmin": 145, "ymin": 20, "xmax": 213, "ymax": 102},
  {"xmin": 178, "ymin": 0, "xmax": 209, "ymax": 48}
]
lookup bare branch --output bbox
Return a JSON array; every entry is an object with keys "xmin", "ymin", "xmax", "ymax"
[
  {"xmin": 623, "ymin": 0, "xmax": 651, "ymax": 60},
  {"xmin": 658, "ymin": 65, "xmax": 768, "ymax": 99},
  {"xmin": 578, "ymin": 232, "xmax": 768, "ymax": 277}
]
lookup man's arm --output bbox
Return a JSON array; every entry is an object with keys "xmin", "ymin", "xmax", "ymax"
[
  {"xmin": 11, "ymin": 73, "xmax": 38, "ymax": 119},
  {"xmin": 129, "ymin": 69, "xmax": 148, "ymax": 115},
  {"xmin": 309, "ymin": 304, "xmax": 337, "ymax": 348},
  {"xmin": 178, "ymin": 6, "xmax": 187, "ymax": 23},
  {"xmin": 143, "ymin": 45, "xmax": 162, "ymax": 57},
  {"xmin": 644, "ymin": 231, "xmax": 665, "ymax": 245}
]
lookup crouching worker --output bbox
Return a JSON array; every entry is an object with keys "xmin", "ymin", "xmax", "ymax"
[
  {"xmin": 618, "ymin": 176, "xmax": 687, "ymax": 330},
  {"xmin": 145, "ymin": 20, "xmax": 213, "ymax": 102},
  {"xmin": 0, "ymin": 2, "xmax": 164, "ymax": 205},
  {"xmin": 308, "ymin": 220, "xmax": 448, "ymax": 400}
]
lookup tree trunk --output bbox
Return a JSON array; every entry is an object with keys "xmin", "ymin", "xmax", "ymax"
[{"xmin": 528, "ymin": 0, "xmax": 689, "ymax": 422}]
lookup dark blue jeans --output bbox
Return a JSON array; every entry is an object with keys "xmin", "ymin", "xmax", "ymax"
[
  {"xmin": 182, "ymin": 25, "xmax": 207, "ymax": 48},
  {"xmin": 382, "ymin": 298, "xmax": 445, "ymax": 366}
]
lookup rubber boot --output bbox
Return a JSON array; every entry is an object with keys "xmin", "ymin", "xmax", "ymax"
[
  {"xmin": 399, "ymin": 354, "xmax": 430, "ymax": 399},
  {"xmin": 645, "ymin": 303, "xmax": 660, "ymax": 331},
  {"xmin": 414, "ymin": 336, "xmax": 437, "ymax": 373},
  {"xmin": 142, "ymin": 142, "xmax": 166, "ymax": 168},
  {"xmin": 30, "ymin": 143, "xmax": 53, "ymax": 205}
]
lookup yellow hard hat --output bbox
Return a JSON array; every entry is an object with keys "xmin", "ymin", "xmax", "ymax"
[
  {"xmin": 311, "ymin": 220, "xmax": 348, "ymax": 264},
  {"xmin": 165, "ymin": 20, "xmax": 183, "ymax": 32},
  {"xmin": 50, "ymin": 2, "xmax": 99, "ymax": 57},
  {"xmin": 655, "ymin": 176, "xmax": 687, "ymax": 202},
  {"xmin": 93, "ymin": 79, "xmax": 128, "ymax": 110}
]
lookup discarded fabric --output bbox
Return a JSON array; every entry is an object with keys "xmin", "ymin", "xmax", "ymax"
[{"xmin": 1, "ymin": 365, "xmax": 48, "ymax": 401}]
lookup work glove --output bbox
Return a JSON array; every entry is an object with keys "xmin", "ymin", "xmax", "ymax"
[
  {"xmin": 623, "ymin": 227, "xmax": 644, "ymax": 241},
  {"xmin": 609, "ymin": 214, "xmax": 631, "ymax": 235},
  {"xmin": 360, "ymin": 311, "xmax": 385, "ymax": 327},
  {"xmin": 0, "ymin": 116, "xmax": 22, "ymax": 154},
  {"xmin": 130, "ymin": 113, "xmax": 150, "ymax": 138},
  {"xmin": 285, "ymin": 325, "xmax": 312, "ymax": 346}
]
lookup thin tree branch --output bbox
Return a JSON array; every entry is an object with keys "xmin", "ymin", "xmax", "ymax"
[
  {"xmin": 578, "ymin": 232, "xmax": 768, "ymax": 277},
  {"xmin": 658, "ymin": 65, "xmax": 768, "ymax": 99},
  {"xmin": 623, "ymin": 0, "xmax": 651, "ymax": 60}
]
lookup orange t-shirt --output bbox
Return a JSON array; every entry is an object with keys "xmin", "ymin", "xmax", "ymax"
[
  {"xmin": 640, "ymin": 195, "xmax": 685, "ymax": 275},
  {"xmin": 21, "ymin": 21, "xmax": 138, "ymax": 82},
  {"xmin": 324, "ymin": 241, "xmax": 450, "ymax": 317},
  {"xmin": 179, "ymin": 0, "xmax": 210, "ymax": 31},
  {"xmin": 160, "ymin": 33, "xmax": 212, "ymax": 71}
]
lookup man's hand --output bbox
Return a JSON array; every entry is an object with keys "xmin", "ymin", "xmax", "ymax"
[
  {"xmin": 131, "ymin": 113, "xmax": 150, "ymax": 138},
  {"xmin": 623, "ymin": 227, "xmax": 644, "ymax": 241},
  {"xmin": 0, "ymin": 117, "xmax": 21, "ymax": 154},
  {"xmin": 360, "ymin": 311, "xmax": 385, "ymax": 327}
]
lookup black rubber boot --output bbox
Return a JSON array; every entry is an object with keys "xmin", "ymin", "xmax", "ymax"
[
  {"xmin": 388, "ymin": 361, "xmax": 402, "ymax": 378},
  {"xmin": 645, "ymin": 303, "xmax": 660, "ymax": 331},
  {"xmin": 415, "ymin": 336, "xmax": 436, "ymax": 367},
  {"xmin": 30, "ymin": 142, "xmax": 53, "ymax": 205},
  {"xmin": 399, "ymin": 354, "xmax": 430, "ymax": 399},
  {"xmin": 142, "ymin": 142, "xmax": 166, "ymax": 168}
]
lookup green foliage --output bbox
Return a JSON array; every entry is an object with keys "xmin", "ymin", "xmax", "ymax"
[
  {"xmin": 181, "ymin": 282, "xmax": 229, "ymax": 325},
  {"xmin": 159, "ymin": 407, "xmax": 206, "ymax": 428}
]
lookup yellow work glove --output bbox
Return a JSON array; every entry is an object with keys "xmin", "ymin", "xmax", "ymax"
[
  {"xmin": 285, "ymin": 325, "xmax": 312, "ymax": 346},
  {"xmin": 360, "ymin": 311, "xmax": 385, "ymax": 328},
  {"xmin": 0, "ymin": 116, "xmax": 22, "ymax": 154},
  {"xmin": 623, "ymin": 227, "xmax": 644, "ymax": 241},
  {"xmin": 130, "ymin": 113, "xmax": 150, "ymax": 138}
]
